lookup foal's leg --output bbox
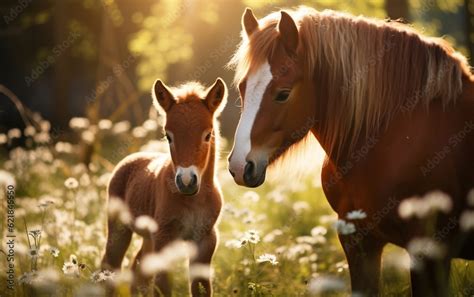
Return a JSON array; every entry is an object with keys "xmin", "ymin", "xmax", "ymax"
[
  {"xmin": 190, "ymin": 229, "xmax": 217, "ymax": 297},
  {"xmin": 339, "ymin": 232, "xmax": 385, "ymax": 297},
  {"xmin": 132, "ymin": 238, "xmax": 154, "ymax": 296},
  {"xmin": 101, "ymin": 220, "xmax": 133, "ymax": 270},
  {"xmin": 410, "ymin": 256, "xmax": 451, "ymax": 297},
  {"xmin": 153, "ymin": 228, "xmax": 179, "ymax": 297}
]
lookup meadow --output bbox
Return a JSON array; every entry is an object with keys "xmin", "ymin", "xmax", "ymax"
[{"xmin": 0, "ymin": 112, "xmax": 473, "ymax": 297}]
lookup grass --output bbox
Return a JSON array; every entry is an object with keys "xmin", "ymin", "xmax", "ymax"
[{"xmin": 0, "ymin": 115, "xmax": 472, "ymax": 296}]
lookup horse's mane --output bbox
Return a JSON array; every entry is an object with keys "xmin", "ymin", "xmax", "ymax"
[{"xmin": 229, "ymin": 6, "xmax": 473, "ymax": 160}]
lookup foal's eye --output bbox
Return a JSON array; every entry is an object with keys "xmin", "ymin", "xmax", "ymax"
[
  {"xmin": 204, "ymin": 132, "xmax": 212, "ymax": 142},
  {"xmin": 165, "ymin": 133, "xmax": 172, "ymax": 143},
  {"xmin": 275, "ymin": 90, "xmax": 291, "ymax": 102}
]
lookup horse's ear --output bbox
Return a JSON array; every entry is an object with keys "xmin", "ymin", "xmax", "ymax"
[
  {"xmin": 152, "ymin": 79, "xmax": 174, "ymax": 112},
  {"xmin": 204, "ymin": 78, "xmax": 227, "ymax": 114},
  {"xmin": 278, "ymin": 11, "xmax": 298, "ymax": 55},
  {"xmin": 242, "ymin": 8, "xmax": 258, "ymax": 37}
]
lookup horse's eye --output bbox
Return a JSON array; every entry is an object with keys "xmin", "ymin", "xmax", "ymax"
[
  {"xmin": 275, "ymin": 90, "xmax": 291, "ymax": 102},
  {"xmin": 204, "ymin": 132, "xmax": 212, "ymax": 142},
  {"xmin": 165, "ymin": 133, "xmax": 172, "ymax": 143}
]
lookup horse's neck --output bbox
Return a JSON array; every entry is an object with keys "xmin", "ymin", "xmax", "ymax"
[{"xmin": 202, "ymin": 138, "xmax": 217, "ymax": 184}]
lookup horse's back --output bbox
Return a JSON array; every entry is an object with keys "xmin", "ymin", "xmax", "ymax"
[{"xmin": 108, "ymin": 152, "xmax": 169, "ymax": 216}]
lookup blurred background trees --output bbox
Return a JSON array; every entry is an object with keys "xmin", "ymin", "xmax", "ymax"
[{"xmin": 0, "ymin": 0, "xmax": 471, "ymax": 139}]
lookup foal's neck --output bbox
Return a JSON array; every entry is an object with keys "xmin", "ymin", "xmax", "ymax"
[{"xmin": 201, "ymin": 137, "xmax": 217, "ymax": 185}]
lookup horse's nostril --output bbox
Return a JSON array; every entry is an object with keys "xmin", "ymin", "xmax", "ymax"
[
  {"xmin": 190, "ymin": 173, "xmax": 197, "ymax": 187},
  {"xmin": 229, "ymin": 169, "xmax": 235, "ymax": 177},
  {"xmin": 243, "ymin": 161, "xmax": 255, "ymax": 182}
]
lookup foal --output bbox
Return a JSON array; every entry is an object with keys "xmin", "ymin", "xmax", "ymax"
[{"xmin": 101, "ymin": 78, "xmax": 227, "ymax": 296}]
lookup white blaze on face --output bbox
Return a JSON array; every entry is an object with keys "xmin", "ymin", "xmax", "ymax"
[{"xmin": 229, "ymin": 61, "xmax": 272, "ymax": 179}]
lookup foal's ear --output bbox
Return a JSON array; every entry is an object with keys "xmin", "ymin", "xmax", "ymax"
[
  {"xmin": 242, "ymin": 8, "xmax": 259, "ymax": 37},
  {"xmin": 204, "ymin": 78, "xmax": 227, "ymax": 114},
  {"xmin": 278, "ymin": 11, "xmax": 298, "ymax": 55},
  {"xmin": 152, "ymin": 79, "xmax": 175, "ymax": 112}
]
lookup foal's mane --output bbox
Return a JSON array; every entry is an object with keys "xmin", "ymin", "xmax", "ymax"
[{"xmin": 229, "ymin": 6, "xmax": 473, "ymax": 159}]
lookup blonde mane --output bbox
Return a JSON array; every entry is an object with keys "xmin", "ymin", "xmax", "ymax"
[{"xmin": 229, "ymin": 6, "xmax": 473, "ymax": 159}]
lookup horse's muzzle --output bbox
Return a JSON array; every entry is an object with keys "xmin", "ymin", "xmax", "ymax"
[
  {"xmin": 243, "ymin": 160, "xmax": 267, "ymax": 188},
  {"xmin": 176, "ymin": 173, "xmax": 199, "ymax": 196}
]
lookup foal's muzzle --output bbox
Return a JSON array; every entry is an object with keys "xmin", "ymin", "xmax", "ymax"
[{"xmin": 175, "ymin": 167, "xmax": 199, "ymax": 196}]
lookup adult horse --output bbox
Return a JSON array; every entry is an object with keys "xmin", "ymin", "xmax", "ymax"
[{"xmin": 228, "ymin": 6, "xmax": 474, "ymax": 296}]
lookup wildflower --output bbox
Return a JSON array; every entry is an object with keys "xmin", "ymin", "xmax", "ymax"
[
  {"xmin": 107, "ymin": 197, "xmax": 132, "ymax": 225},
  {"xmin": 240, "ymin": 229, "xmax": 260, "ymax": 246},
  {"xmin": 98, "ymin": 119, "xmax": 113, "ymax": 130},
  {"xmin": 308, "ymin": 275, "xmax": 345, "ymax": 294},
  {"xmin": 50, "ymin": 247, "xmax": 60, "ymax": 257},
  {"xmin": 293, "ymin": 201, "xmax": 310, "ymax": 214},
  {"xmin": 243, "ymin": 191, "xmax": 260, "ymax": 202},
  {"xmin": 64, "ymin": 177, "xmax": 79, "ymax": 190},
  {"xmin": 0, "ymin": 170, "xmax": 15, "ymax": 187},
  {"xmin": 0, "ymin": 133, "xmax": 7, "ymax": 144},
  {"xmin": 399, "ymin": 191, "xmax": 452, "ymax": 219},
  {"xmin": 62, "ymin": 261, "xmax": 79, "ymax": 277},
  {"xmin": 132, "ymin": 126, "xmax": 147, "ymax": 138},
  {"xmin": 31, "ymin": 268, "xmax": 60, "ymax": 292},
  {"xmin": 7, "ymin": 128, "xmax": 21, "ymax": 139},
  {"xmin": 346, "ymin": 209, "xmax": 367, "ymax": 220},
  {"xmin": 81, "ymin": 130, "xmax": 95, "ymax": 144},
  {"xmin": 34, "ymin": 132, "xmax": 50, "ymax": 143},
  {"xmin": 311, "ymin": 226, "xmax": 327, "ymax": 237},
  {"xmin": 141, "ymin": 240, "xmax": 197, "ymax": 276},
  {"xmin": 189, "ymin": 263, "xmax": 212, "ymax": 280},
  {"xmin": 334, "ymin": 219, "xmax": 356, "ymax": 235},
  {"xmin": 460, "ymin": 210, "xmax": 474, "ymax": 231},
  {"xmin": 256, "ymin": 253, "xmax": 279, "ymax": 265},
  {"xmin": 134, "ymin": 215, "xmax": 159, "ymax": 234},
  {"xmin": 40, "ymin": 120, "xmax": 51, "ymax": 132},
  {"xmin": 69, "ymin": 117, "xmax": 90, "ymax": 129},
  {"xmin": 24, "ymin": 126, "xmax": 36, "ymax": 137},
  {"xmin": 467, "ymin": 189, "xmax": 474, "ymax": 206},
  {"xmin": 112, "ymin": 121, "xmax": 130, "ymax": 134},
  {"xmin": 91, "ymin": 270, "xmax": 115, "ymax": 283},
  {"xmin": 29, "ymin": 248, "xmax": 39, "ymax": 260},
  {"xmin": 38, "ymin": 199, "xmax": 54, "ymax": 209},
  {"xmin": 110, "ymin": 270, "xmax": 133, "ymax": 286},
  {"xmin": 407, "ymin": 237, "xmax": 445, "ymax": 260},
  {"xmin": 225, "ymin": 239, "xmax": 242, "ymax": 249},
  {"xmin": 18, "ymin": 271, "xmax": 37, "ymax": 285},
  {"xmin": 263, "ymin": 229, "xmax": 283, "ymax": 243},
  {"xmin": 143, "ymin": 119, "xmax": 158, "ymax": 131}
]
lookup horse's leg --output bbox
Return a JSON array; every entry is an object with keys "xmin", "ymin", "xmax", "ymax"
[
  {"xmin": 339, "ymin": 233, "xmax": 385, "ymax": 297},
  {"xmin": 101, "ymin": 220, "xmax": 133, "ymax": 270},
  {"xmin": 410, "ymin": 256, "xmax": 451, "ymax": 297},
  {"xmin": 131, "ymin": 238, "xmax": 154, "ymax": 296},
  {"xmin": 190, "ymin": 229, "xmax": 217, "ymax": 297},
  {"xmin": 153, "ymin": 228, "xmax": 179, "ymax": 297}
]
